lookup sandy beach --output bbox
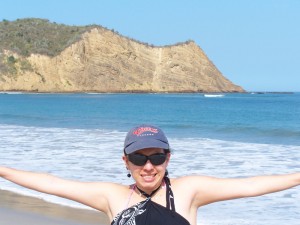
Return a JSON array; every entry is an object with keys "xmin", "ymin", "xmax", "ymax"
[{"xmin": 0, "ymin": 189, "xmax": 109, "ymax": 225}]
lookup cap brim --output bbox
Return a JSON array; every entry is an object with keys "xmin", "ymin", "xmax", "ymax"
[{"xmin": 124, "ymin": 138, "xmax": 169, "ymax": 154}]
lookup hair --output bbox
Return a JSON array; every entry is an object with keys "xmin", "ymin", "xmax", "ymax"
[{"xmin": 164, "ymin": 149, "xmax": 171, "ymax": 154}]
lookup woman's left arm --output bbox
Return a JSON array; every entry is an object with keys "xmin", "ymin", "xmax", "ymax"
[
  {"xmin": 234, "ymin": 173, "xmax": 300, "ymax": 196},
  {"xmin": 186, "ymin": 173, "xmax": 300, "ymax": 207}
]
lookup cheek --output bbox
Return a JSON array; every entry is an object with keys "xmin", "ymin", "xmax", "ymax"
[
  {"xmin": 129, "ymin": 165, "xmax": 141, "ymax": 173},
  {"xmin": 159, "ymin": 165, "xmax": 168, "ymax": 172}
]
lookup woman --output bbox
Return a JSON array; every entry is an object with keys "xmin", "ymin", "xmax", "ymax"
[{"xmin": 1, "ymin": 124, "xmax": 299, "ymax": 225}]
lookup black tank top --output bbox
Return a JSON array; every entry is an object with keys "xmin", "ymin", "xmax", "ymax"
[{"xmin": 111, "ymin": 177, "xmax": 191, "ymax": 225}]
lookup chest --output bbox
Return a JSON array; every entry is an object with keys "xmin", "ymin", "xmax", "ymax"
[
  {"xmin": 112, "ymin": 198, "xmax": 191, "ymax": 225},
  {"xmin": 111, "ymin": 187, "xmax": 194, "ymax": 224}
]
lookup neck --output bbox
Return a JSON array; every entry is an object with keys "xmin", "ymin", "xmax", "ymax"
[{"xmin": 136, "ymin": 178, "xmax": 165, "ymax": 198}]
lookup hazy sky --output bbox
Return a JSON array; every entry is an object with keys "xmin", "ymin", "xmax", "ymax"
[{"xmin": 1, "ymin": 0, "xmax": 299, "ymax": 91}]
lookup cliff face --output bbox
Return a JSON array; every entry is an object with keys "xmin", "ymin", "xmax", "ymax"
[{"xmin": 0, "ymin": 27, "xmax": 244, "ymax": 92}]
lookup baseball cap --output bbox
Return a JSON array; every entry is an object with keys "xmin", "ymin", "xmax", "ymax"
[{"xmin": 124, "ymin": 124, "xmax": 170, "ymax": 154}]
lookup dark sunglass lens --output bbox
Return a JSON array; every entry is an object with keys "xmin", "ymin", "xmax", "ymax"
[
  {"xmin": 128, "ymin": 153, "xmax": 167, "ymax": 166},
  {"xmin": 128, "ymin": 154, "xmax": 147, "ymax": 166},
  {"xmin": 149, "ymin": 154, "xmax": 167, "ymax": 165}
]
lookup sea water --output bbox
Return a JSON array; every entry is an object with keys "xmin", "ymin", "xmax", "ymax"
[{"xmin": 0, "ymin": 92, "xmax": 299, "ymax": 225}]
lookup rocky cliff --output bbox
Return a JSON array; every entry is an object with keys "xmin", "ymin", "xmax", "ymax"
[{"xmin": 0, "ymin": 23, "xmax": 244, "ymax": 93}]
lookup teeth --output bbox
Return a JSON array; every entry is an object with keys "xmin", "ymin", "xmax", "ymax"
[{"xmin": 142, "ymin": 175, "xmax": 155, "ymax": 181}]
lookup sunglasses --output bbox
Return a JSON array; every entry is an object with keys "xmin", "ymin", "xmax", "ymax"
[{"xmin": 127, "ymin": 153, "xmax": 167, "ymax": 166}]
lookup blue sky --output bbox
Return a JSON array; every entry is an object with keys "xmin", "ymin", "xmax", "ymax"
[{"xmin": 1, "ymin": 0, "xmax": 299, "ymax": 92}]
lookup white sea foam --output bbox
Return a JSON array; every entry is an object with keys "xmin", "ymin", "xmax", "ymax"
[
  {"xmin": 1, "ymin": 124, "xmax": 299, "ymax": 224},
  {"xmin": 0, "ymin": 91, "xmax": 24, "ymax": 94},
  {"xmin": 204, "ymin": 94, "xmax": 225, "ymax": 98}
]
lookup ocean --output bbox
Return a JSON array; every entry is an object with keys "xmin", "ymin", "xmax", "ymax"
[{"xmin": 0, "ymin": 92, "xmax": 299, "ymax": 225}]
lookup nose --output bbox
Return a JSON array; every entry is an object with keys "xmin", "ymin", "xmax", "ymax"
[{"xmin": 143, "ymin": 159, "xmax": 155, "ymax": 170}]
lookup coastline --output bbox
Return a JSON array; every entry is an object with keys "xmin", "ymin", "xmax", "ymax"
[
  {"xmin": 0, "ymin": 189, "xmax": 109, "ymax": 225},
  {"xmin": 0, "ymin": 90, "xmax": 246, "ymax": 94},
  {"xmin": 0, "ymin": 90, "xmax": 296, "ymax": 95}
]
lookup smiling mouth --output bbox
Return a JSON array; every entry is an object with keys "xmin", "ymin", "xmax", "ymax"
[{"xmin": 141, "ymin": 174, "xmax": 156, "ymax": 181}]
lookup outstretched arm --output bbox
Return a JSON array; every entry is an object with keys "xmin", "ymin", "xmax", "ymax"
[
  {"xmin": 185, "ymin": 173, "xmax": 300, "ymax": 207},
  {"xmin": 0, "ymin": 166, "xmax": 114, "ymax": 213}
]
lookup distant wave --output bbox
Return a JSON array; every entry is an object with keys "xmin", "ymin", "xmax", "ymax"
[
  {"xmin": 0, "ymin": 91, "xmax": 24, "ymax": 94},
  {"xmin": 204, "ymin": 94, "xmax": 225, "ymax": 98}
]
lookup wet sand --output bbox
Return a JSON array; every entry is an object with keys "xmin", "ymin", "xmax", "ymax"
[{"xmin": 0, "ymin": 189, "xmax": 109, "ymax": 225}]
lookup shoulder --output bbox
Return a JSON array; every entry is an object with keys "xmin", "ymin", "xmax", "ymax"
[
  {"xmin": 90, "ymin": 182, "xmax": 133, "ymax": 220},
  {"xmin": 169, "ymin": 175, "xmax": 221, "ymax": 206},
  {"xmin": 170, "ymin": 175, "xmax": 217, "ymax": 188},
  {"xmin": 91, "ymin": 181, "xmax": 132, "ymax": 197},
  {"xmin": 169, "ymin": 175, "xmax": 255, "ymax": 207},
  {"xmin": 166, "ymin": 176, "xmax": 218, "ymax": 218}
]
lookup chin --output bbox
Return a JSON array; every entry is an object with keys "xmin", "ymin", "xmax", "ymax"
[{"xmin": 138, "ymin": 174, "xmax": 163, "ymax": 189}]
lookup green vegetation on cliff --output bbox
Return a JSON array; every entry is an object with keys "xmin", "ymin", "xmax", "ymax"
[
  {"xmin": 0, "ymin": 54, "xmax": 33, "ymax": 78},
  {"xmin": 0, "ymin": 18, "xmax": 97, "ymax": 57},
  {"xmin": 0, "ymin": 18, "xmax": 194, "ymax": 57}
]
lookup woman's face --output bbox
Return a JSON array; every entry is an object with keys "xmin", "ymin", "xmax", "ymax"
[{"xmin": 123, "ymin": 148, "xmax": 170, "ymax": 194}]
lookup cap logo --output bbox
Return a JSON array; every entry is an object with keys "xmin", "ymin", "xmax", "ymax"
[{"xmin": 133, "ymin": 127, "xmax": 158, "ymax": 136}]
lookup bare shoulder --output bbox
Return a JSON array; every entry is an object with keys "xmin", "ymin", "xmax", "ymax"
[
  {"xmin": 92, "ymin": 182, "xmax": 133, "ymax": 220},
  {"xmin": 167, "ymin": 176, "xmax": 217, "ymax": 222},
  {"xmin": 170, "ymin": 175, "xmax": 217, "ymax": 188},
  {"xmin": 90, "ymin": 181, "xmax": 131, "ymax": 202},
  {"xmin": 170, "ymin": 175, "xmax": 220, "ymax": 207}
]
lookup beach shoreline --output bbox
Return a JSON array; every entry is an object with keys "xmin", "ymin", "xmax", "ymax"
[{"xmin": 0, "ymin": 189, "xmax": 109, "ymax": 225}]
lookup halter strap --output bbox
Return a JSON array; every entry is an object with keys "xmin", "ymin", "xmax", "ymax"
[
  {"xmin": 136, "ymin": 184, "xmax": 161, "ymax": 198},
  {"xmin": 134, "ymin": 175, "xmax": 176, "ymax": 211},
  {"xmin": 164, "ymin": 176, "xmax": 176, "ymax": 211},
  {"xmin": 124, "ymin": 185, "xmax": 136, "ymax": 209}
]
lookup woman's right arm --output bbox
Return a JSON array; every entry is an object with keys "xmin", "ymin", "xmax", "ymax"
[{"xmin": 0, "ymin": 166, "xmax": 115, "ymax": 213}]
